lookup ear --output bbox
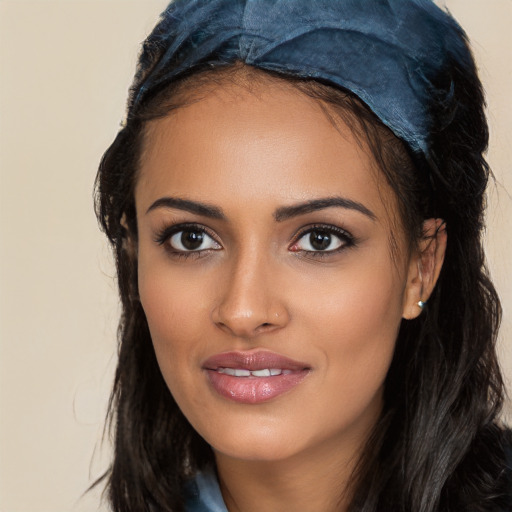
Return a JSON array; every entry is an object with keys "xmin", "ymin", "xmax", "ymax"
[
  {"xmin": 120, "ymin": 213, "xmax": 138, "ymax": 259},
  {"xmin": 402, "ymin": 218, "xmax": 447, "ymax": 320}
]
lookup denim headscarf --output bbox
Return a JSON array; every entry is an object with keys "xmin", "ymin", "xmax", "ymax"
[{"xmin": 130, "ymin": 0, "xmax": 472, "ymax": 159}]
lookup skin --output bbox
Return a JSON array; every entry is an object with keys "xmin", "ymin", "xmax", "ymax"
[{"xmin": 134, "ymin": 75, "xmax": 446, "ymax": 512}]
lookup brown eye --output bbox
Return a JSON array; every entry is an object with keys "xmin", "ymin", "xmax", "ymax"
[
  {"xmin": 168, "ymin": 229, "xmax": 220, "ymax": 252},
  {"xmin": 291, "ymin": 226, "xmax": 353, "ymax": 253},
  {"xmin": 181, "ymin": 230, "xmax": 204, "ymax": 250},
  {"xmin": 308, "ymin": 231, "xmax": 333, "ymax": 251}
]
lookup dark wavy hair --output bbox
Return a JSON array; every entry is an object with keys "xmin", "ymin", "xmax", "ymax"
[{"xmin": 94, "ymin": 15, "xmax": 510, "ymax": 512}]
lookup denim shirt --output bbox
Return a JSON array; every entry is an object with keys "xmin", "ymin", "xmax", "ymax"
[{"xmin": 185, "ymin": 469, "xmax": 228, "ymax": 512}]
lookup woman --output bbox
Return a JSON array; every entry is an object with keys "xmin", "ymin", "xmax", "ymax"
[{"xmin": 95, "ymin": 0, "xmax": 511, "ymax": 510}]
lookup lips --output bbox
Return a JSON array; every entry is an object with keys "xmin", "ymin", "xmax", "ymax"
[{"xmin": 202, "ymin": 351, "xmax": 311, "ymax": 404}]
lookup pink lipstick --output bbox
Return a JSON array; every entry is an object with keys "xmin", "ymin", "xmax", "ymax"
[{"xmin": 202, "ymin": 351, "xmax": 311, "ymax": 404}]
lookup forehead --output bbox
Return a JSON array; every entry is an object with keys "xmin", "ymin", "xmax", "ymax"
[{"xmin": 136, "ymin": 77, "xmax": 398, "ymax": 224}]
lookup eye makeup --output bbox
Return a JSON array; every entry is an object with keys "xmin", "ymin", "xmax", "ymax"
[
  {"xmin": 152, "ymin": 219, "xmax": 357, "ymax": 262},
  {"xmin": 153, "ymin": 222, "xmax": 222, "ymax": 260},
  {"xmin": 289, "ymin": 223, "xmax": 356, "ymax": 258}
]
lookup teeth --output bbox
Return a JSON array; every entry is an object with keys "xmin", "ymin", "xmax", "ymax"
[
  {"xmin": 218, "ymin": 368, "xmax": 251, "ymax": 377},
  {"xmin": 251, "ymin": 369, "xmax": 271, "ymax": 377},
  {"xmin": 217, "ymin": 367, "xmax": 290, "ymax": 377}
]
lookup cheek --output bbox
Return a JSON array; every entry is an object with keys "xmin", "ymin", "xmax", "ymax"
[
  {"xmin": 290, "ymin": 254, "xmax": 404, "ymax": 401},
  {"xmin": 294, "ymin": 250, "xmax": 405, "ymax": 337},
  {"xmin": 140, "ymin": 270, "xmax": 205, "ymax": 336},
  {"xmin": 138, "ymin": 262, "xmax": 211, "ymax": 384}
]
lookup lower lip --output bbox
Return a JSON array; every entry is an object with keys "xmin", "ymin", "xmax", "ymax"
[{"xmin": 205, "ymin": 369, "xmax": 309, "ymax": 404}]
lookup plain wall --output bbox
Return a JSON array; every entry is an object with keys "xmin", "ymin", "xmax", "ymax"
[{"xmin": 0, "ymin": 1, "xmax": 510, "ymax": 511}]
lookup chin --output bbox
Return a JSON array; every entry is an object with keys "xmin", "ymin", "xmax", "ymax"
[
  {"xmin": 196, "ymin": 418, "xmax": 306, "ymax": 462},
  {"xmin": 212, "ymin": 436, "xmax": 302, "ymax": 462}
]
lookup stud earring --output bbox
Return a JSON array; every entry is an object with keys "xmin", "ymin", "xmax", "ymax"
[{"xmin": 417, "ymin": 300, "xmax": 427, "ymax": 309}]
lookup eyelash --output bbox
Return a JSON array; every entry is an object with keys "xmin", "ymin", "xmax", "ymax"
[
  {"xmin": 290, "ymin": 224, "xmax": 355, "ymax": 258},
  {"xmin": 153, "ymin": 222, "xmax": 356, "ymax": 260},
  {"xmin": 154, "ymin": 223, "xmax": 220, "ymax": 261}
]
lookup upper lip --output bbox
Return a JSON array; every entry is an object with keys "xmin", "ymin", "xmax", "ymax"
[{"xmin": 202, "ymin": 350, "xmax": 310, "ymax": 372}]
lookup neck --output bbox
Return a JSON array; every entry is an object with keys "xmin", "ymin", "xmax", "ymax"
[{"xmin": 215, "ymin": 429, "xmax": 369, "ymax": 512}]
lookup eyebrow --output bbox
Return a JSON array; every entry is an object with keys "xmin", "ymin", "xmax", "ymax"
[
  {"xmin": 146, "ymin": 195, "xmax": 376, "ymax": 222},
  {"xmin": 274, "ymin": 197, "xmax": 376, "ymax": 222},
  {"xmin": 146, "ymin": 197, "xmax": 225, "ymax": 219}
]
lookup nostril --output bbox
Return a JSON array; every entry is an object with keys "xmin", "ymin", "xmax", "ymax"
[{"xmin": 212, "ymin": 302, "xmax": 290, "ymax": 337}]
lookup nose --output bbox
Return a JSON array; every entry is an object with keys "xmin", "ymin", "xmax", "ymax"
[{"xmin": 211, "ymin": 250, "xmax": 290, "ymax": 339}]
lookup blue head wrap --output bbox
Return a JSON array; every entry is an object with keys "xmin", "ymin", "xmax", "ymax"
[{"xmin": 130, "ymin": 0, "xmax": 473, "ymax": 159}]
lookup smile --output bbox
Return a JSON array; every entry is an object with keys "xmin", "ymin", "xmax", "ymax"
[
  {"xmin": 216, "ymin": 368, "xmax": 293, "ymax": 377},
  {"xmin": 203, "ymin": 351, "xmax": 311, "ymax": 404}
]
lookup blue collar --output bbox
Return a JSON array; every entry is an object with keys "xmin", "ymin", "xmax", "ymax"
[{"xmin": 186, "ymin": 469, "xmax": 228, "ymax": 512}]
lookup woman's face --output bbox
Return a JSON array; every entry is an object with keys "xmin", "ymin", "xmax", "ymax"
[{"xmin": 135, "ymin": 77, "xmax": 420, "ymax": 463}]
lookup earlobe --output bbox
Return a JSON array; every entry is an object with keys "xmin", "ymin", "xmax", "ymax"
[{"xmin": 402, "ymin": 218, "xmax": 447, "ymax": 320}]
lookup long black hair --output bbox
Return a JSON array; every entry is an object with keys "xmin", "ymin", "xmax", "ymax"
[{"xmin": 94, "ymin": 10, "xmax": 510, "ymax": 512}]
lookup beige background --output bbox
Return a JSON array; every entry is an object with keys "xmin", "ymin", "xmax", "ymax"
[{"xmin": 0, "ymin": 1, "xmax": 510, "ymax": 511}]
